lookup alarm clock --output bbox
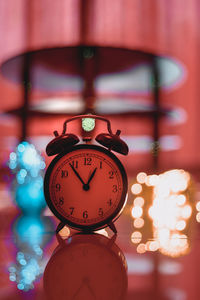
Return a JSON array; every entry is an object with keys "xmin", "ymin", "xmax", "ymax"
[
  {"xmin": 43, "ymin": 233, "xmax": 128, "ymax": 300},
  {"xmin": 44, "ymin": 115, "xmax": 128, "ymax": 233}
]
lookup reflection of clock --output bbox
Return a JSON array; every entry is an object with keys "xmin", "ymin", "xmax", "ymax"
[
  {"xmin": 43, "ymin": 233, "xmax": 128, "ymax": 300},
  {"xmin": 44, "ymin": 115, "xmax": 128, "ymax": 233}
]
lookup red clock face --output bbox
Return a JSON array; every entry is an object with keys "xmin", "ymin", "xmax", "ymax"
[{"xmin": 44, "ymin": 145, "xmax": 127, "ymax": 230}]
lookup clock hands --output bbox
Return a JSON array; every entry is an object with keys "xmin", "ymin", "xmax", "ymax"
[
  {"xmin": 82, "ymin": 167, "xmax": 97, "ymax": 191},
  {"xmin": 83, "ymin": 277, "xmax": 97, "ymax": 299},
  {"xmin": 69, "ymin": 163, "xmax": 86, "ymax": 186},
  {"xmin": 69, "ymin": 163, "xmax": 97, "ymax": 191},
  {"xmin": 72, "ymin": 277, "xmax": 96, "ymax": 300},
  {"xmin": 86, "ymin": 167, "xmax": 97, "ymax": 185}
]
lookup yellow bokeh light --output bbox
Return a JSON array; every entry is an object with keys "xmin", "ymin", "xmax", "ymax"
[
  {"xmin": 131, "ymin": 183, "xmax": 142, "ymax": 195},
  {"xmin": 157, "ymin": 228, "xmax": 170, "ymax": 245},
  {"xmin": 136, "ymin": 243, "xmax": 146, "ymax": 254},
  {"xmin": 196, "ymin": 212, "xmax": 200, "ymax": 222},
  {"xmin": 149, "ymin": 241, "xmax": 159, "ymax": 251},
  {"xmin": 145, "ymin": 241, "xmax": 151, "ymax": 250},
  {"xmin": 181, "ymin": 205, "xmax": 192, "ymax": 219},
  {"xmin": 177, "ymin": 194, "xmax": 186, "ymax": 206},
  {"xmin": 196, "ymin": 201, "xmax": 200, "ymax": 212},
  {"xmin": 136, "ymin": 172, "xmax": 147, "ymax": 184},
  {"xmin": 134, "ymin": 218, "xmax": 144, "ymax": 228},
  {"xmin": 163, "ymin": 169, "xmax": 189, "ymax": 193},
  {"xmin": 131, "ymin": 206, "xmax": 143, "ymax": 218},
  {"xmin": 130, "ymin": 169, "xmax": 193, "ymax": 257},
  {"xmin": 176, "ymin": 220, "xmax": 186, "ymax": 231},
  {"xmin": 160, "ymin": 234, "xmax": 189, "ymax": 257},
  {"xmin": 148, "ymin": 206, "xmax": 154, "ymax": 219},
  {"xmin": 171, "ymin": 233, "xmax": 181, "ymax": 247},
  {"xmin": 148, "ymin": 175, "xmax": 159, "ymax": 186},
  {"xmin": 134, "ymin": 197, "xmax": 144, "ymax": 207},
  {"xmin": 145, "ymin": 175, "xmax": 159, "ymax": 186},
  {"xmin": 179, "ymin": 234, "xmax": 188, "ymax": 248},
  {"xmin": 131, "ymin": 231, "xmax": 142, "ymax": 244}
]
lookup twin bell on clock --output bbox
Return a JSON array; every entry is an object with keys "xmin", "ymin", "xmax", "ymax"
[{"xmin": 44, "ymin": 115, "xmax": 129, "ymax": 234}]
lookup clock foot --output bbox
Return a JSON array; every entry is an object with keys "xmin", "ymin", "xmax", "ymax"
[
  {"xmin": 106, "ymin": 233, "xmax": 117, "ymax": 248},
  {"xmin": 56, "ymin": 232, "xmax": 66, "ymax": 246},
  {"xmin": 108, "ymin": 222, "xmax": 117, "ymax": 234},
  {"xmin": 56, "ymin": 222, "xmax": 66, "ymax": 234}
]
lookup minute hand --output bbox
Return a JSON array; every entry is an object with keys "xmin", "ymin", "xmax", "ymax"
[{"xmin": 69, "ymin": 163, "xmax": 86, "ymax": 186}]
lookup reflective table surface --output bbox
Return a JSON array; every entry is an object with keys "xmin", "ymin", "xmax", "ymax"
[{"xmin": 1, "ymin": 184, "xmax": 200, "ymax": 300}]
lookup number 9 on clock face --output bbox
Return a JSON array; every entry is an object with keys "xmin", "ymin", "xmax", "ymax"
[{"xmin": 44, "ymin": 144, "xmax": 128, "ymax": 231}]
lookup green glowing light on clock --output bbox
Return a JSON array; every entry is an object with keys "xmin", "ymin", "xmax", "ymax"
[{"xmin": 82, "ymin": 117, "xmax": 95, "ymax": 132}]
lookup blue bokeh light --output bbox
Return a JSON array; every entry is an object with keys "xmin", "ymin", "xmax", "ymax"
[
  {"xmin": 8, "ymin": 141, "xmax": 46, "ymax": 214},
  {"xmin": 8, "ymin": 142, "xmax": 56, "ymax": 292},
  {"xmin": 9, "ymin": 216, "xmax": 51, "ymax": 291},
  {"xmin": 14, "ymin": 216, "xmax": 45, "ymax": 246},
  {"xmin": 9, "ymin": 251, "xmax": 42, "ymax": 291},
  {"xmin": 17, "ymin": 283, "xmax": 25, "ymax": 290},
  {"xmin": 15, "ymin": 181, "xmax": 46, "ymax": 215}
]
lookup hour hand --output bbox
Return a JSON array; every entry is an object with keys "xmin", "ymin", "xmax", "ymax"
[{"xmin": 69, "ymin": 163, "xmax": 85, "ymax": 186}]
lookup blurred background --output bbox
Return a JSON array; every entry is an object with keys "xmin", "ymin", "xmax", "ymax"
[{"xmin": 1, "ymin": 0, "xmax": 200, "ymax": 299}]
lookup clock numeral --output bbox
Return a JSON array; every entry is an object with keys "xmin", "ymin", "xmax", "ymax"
[
  {"xmin": 56, "ymin": 183, "xmax": 61, "ymax": 191},
  {"xmin": 61, "ymin": 170, "xmax": 68, "ymax": 178},
  {"xmin": 112, "ymin": 185, "xmax": 118, "ymax": 193},
  {"xmin": 109, "ymin": 171, "xmax": 114, "ymax": 179},
  {"xmin": 107, "ymin": 199, "xmax": 112, "ymax": 206},
  {"xmin": 59, "ymin": 197, "xmax": 64, "ymax": 205},
  {"xmin": 98, "ymin": 208, "xmax": 104, "ymax": 217},
  {"xmin": 71, "ymin": 160, "xmax": 78, "ymax": 169},
  {"xmin": 83, "ymin": 210, "xmax": 88, "ymax": 219},
  {"xmin": 69, "ymin": 207, "xmax": 74, "ymax": 215},
  {"xmin": 84, "ymin": 157, "xmax": 92, "ymax": 165},
  {"xmin": 99, "ymin": 161, "xmax": 103, "ymax": 169}
]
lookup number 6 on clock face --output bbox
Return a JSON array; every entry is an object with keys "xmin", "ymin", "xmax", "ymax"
[{"xmin": 44, "ymin": 144, "xmax": 128, "ymax": 231}]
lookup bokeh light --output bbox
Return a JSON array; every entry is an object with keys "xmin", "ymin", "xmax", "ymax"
[
  {"xmin": 136, "ymin": 172, "xmax": 147, "ymax": 184},
  {"xmin": 196, "ymin": 212, "xmax": 200, "ymax": 222},
  {"xmin": 134, "ymin": 218, "xmax": 144, "ymax": 228},
  {"xmin": 131, "ymin": 183, "xmax": 142, "ymax": 195},
  {"xmin": 131, "ymin": 231, "xmax": 142, "ymax": 244},
  {"xmin": 8, "ymin": 141, "xmax": 46, "ymax": 214},
  {"xmin": 130, "ymin": 169, "xmax": 195, "ymax": 257},
  {"xmin": 134, "ymin": 197, "xmax": 144, "ymax": 207},
  {"xmin": 9, "ymin": 215, "xmax": 55, "ymax": 291},
  {"xmin": 136, "ymin": 243, "xmax": 146, "ymax": 254},
  {"xmin": 131, "ymin": 206, "xmax": 143, "ymax": 218},
  {"xmin": 196, "ymin": 201, "xmax": 200, "ymax": 211}
]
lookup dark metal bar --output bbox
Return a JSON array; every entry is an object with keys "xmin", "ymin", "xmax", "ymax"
[
  {"xmin": 80, "ymin": 46, "xmax": 97, "ymax": 114},
  {"xmin": 151, "ymin": 55, "xmax": 161, "ymax": 170},
  {"xmin": 5, "ymin": 106, "xmax": 171, "ymax": 119},
  {"xmin": 21, "ymin": 53, "xmax": 31, "ymax": 142},
  {"xmin": 151, "ymin": 55, "xmax": 161, "ymax": 300}
]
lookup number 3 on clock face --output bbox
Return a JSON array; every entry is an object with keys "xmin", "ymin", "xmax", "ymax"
[{"xmin": 44, "ymin": 144, "xmax": 128, "ymax": 231}]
